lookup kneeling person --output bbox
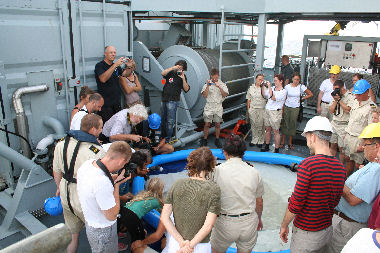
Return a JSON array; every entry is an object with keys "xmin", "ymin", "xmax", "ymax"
[
  {"xmin": 135, "ymin": 113, "xmax": 174, "ymax": 155},
  {"xmin": 201, "ymin": 68, "xmax": 229, "ymax": 148}
]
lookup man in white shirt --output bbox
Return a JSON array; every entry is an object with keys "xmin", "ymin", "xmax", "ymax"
[
  {"xmin": 317, "ymin": 65, "xmax": 341, "ymax": 120},
  {"xmin": 101, "ymin": 104, "xmax": 148, "ymax": 143},
  {"xmin": 70, "ymin": 93, "xmax": 104, "ymax": 130},
  {"xmin": 77, "ymin": 141, "xmax": 131, "ymax": 253}
]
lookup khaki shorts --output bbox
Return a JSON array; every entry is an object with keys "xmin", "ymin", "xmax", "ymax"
[
  {"xmin": 343, "ymin": 133, "xmax": 365, "ymax": 164},
  {"xmin": 62, "ymin": 204, "xmax": 85, "ymax": 234},
  {"xmin": 264, "ymin": 109, "xmax": 282, "ymax": 130},
  {"xmin": 325, "ymin": 214, "xmax": 367, "ymax": 253},
  {"xmin": 291, "ymin": 226, "xmax": 332, "ymax": 253},
  {"xmin": 330, "ymin": 122, "xmax": 347, "ymax": 148},
  {"xmin": 203, "ymin": 112, "xmax": 222, "ymax": 123},
  {"xmin": 210, "ymin": 213, "xmax": 258, "ymax": 252},
  {"xmin": 320, "ymin": 102, "xmax": 332, "ymax": 121}
]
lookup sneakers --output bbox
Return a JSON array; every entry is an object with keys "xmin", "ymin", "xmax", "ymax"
[
  {"xmin": 118, "ymin": 242, "xmax": 128, "ymax": 252},
  {"xmin": 200, "ymin": 138, "xmax": 208, "ymax": 146},
  {"xmin": 249, "ymin": 142, "xmax": 255, "ymax": 147},
  {"xmin": 118, "ymin": 232, "xmax": 127, "ymax": 239},
  {"xmin": 215, "ymin": 138, "xmax": 222, "ymax": 148},
  {"xmin": 274, "ymin": 148, "xmax": 280, "ymax": 153}
]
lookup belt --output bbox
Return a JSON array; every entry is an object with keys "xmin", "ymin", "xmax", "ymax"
[
  {"xmin": 321, "ymin": 101, "xmax": 330, "ymax": 104},
  {"xmin": 333, "ymin": 121, "xmax": 349, "ymax": 126},
  {"xmin": 220, "ymin": 212, "xmax": 251, "ymax": 217},
  {"xmin": 333, "ymin": 210, "xmax": 358, "ymax": 223}
]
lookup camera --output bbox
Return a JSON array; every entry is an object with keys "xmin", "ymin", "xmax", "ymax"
[
  {"xmin": 260, "ymin": 81, "xmax": 268, "ymax": 88},
  {"xmin": 331, "ymin": 87, "xmax": 341, "ymax": 97},
  {"xmin": 119, "ymin": 162, "xmax": 138, "ymax": 178},
  {"xmin": 177, "ymin": 71, "xmax": 182, "ymax": 76},
  {"xmin": 209, "ymin": 82, "xmax": 215, "ymax": 85}
]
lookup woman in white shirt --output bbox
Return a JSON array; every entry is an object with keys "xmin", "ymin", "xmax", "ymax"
[
  {"xmin": 260, "ymin": 74, "xmax": 287, "ymax": 153},
  {"xmin": 280, "ymin": 72, "xmax": 313, "ymax": 149}
]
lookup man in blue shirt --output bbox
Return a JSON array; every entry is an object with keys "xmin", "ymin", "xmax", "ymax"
[{"xmin": 326, "ymin": 123, "xmax": 380, "ymax": 253}]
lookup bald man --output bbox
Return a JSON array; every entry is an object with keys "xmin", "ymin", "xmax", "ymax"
[{"xmin": 95, "ymin": 46, "xmax": 125, "ymax": 123}]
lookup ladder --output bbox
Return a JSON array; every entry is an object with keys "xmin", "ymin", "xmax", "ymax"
[{"xmin": 218, "ymin": 7, "xmax": 257, "ymax": 114}]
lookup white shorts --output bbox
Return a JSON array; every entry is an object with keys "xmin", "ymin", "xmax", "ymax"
[{"xmin": 162, "ymin": 232, "xmax": 211, "ymax": 253}]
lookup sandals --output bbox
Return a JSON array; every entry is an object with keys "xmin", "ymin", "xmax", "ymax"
[{"xmin": 289, "ymin": 144, "xmax": 294, "ymax": 150}]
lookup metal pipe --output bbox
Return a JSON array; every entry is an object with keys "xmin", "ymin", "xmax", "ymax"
[
  {"xmin": 218, "ymin": 6, "xmax": 224, "ymax": 77},
  {"xmin": 103, "ymin": 0, "xmax": 107, "ymax": 46},
  {"xmin": 224, "ymin": 91, "xmax": 247, "ymax": 100},
  {"xmin": 12, "ymin": 85, "xmax": 49, "ymax": 158},
  {"xmin": 58, "ymin": 0, "xmax": 71, "ymax": 127},
  {"xmin": 42, "ymin": 116, "xmax": 65, "ymax": 139},
  {"xmin": 0, "ymin": 141, "xmax": 41, "ymax": 171},
  {"xmin": 173, "ymin": 118, "xmax": 239, "ymax": 148},
  {"xmin": 79, "ymin": 0, "xmax": 87, "ymax": 86}
]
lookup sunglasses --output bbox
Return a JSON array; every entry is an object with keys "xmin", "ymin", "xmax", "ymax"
[{"xmin": 363, "ymin": 142, "xmax": 376, "ymax": 147}]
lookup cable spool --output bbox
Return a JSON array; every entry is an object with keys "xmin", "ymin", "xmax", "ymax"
[{"xmin": 158, "ymin": 45, "xmax": 254, "ymax": 120}]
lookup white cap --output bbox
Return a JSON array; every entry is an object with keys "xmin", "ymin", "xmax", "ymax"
[{"xmin": 301, "ymin": 116, "xmax": 333, "ymax": 137}]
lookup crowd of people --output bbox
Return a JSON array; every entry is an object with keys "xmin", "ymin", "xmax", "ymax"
[{"xmin": 51, "ymin": 45, "xmax": 379, "ymax": 253}]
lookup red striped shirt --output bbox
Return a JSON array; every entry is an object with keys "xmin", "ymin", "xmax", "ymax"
[{"xmin": 288, "ymin": 154, "xmax": 346, "ymax": 231}]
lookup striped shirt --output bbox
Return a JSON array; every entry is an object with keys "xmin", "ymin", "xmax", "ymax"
[{"xmin": 288, "ymin": 154, "xmax": 346, "ymax": 231}]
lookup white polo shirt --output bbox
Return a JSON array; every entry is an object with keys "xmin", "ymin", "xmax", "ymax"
[
  {"xmin": 264, "ymin": 87, "xmax": 287, "ymax": 111},
  {"xmin": 70, "ymin": 105, "xmax": 88, "ymax": 130},
  {"xmin": 77, "ymin": 159, "xmax": 116, "ymax": 228}
]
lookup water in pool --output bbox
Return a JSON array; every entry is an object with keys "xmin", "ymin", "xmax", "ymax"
[{"xmin": 149, "ymin": 160, "xmax": 297, "ymax": 252}]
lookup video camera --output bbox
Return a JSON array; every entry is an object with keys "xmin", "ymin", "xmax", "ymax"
[{"xmin": 331, "ymin": 87, "xmax": 341, "ymax": 97}]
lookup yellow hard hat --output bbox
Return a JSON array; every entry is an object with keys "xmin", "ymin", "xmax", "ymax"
[
  {"xmin": 329, "ymin": 65, "xmax": 341, "ymax": 74},
  {"xmin": 359, "ymin": 123, "xmax": 380, "ymax": 139}
]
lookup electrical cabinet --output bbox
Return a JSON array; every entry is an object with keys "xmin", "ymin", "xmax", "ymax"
[{"xmin": 325, "ymin": 41, "xmax": 375, "ymax": 68}]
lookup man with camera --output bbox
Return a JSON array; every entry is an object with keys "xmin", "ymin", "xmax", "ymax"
[
  {"xmin": 100, "ymin": 104, "xmax": 148, "ymax": 144},
  {"xmin": 201, "ymin": 68, "xmax": 229, "ymax": 148},
  {"xmin": 329, "ymin": 80, "xmax": 354, "ymax": 163},
  {"xmin": 160, "ymin": 60, "xmax": 190, "ymax": 142},
  {"xmin": 317, "ymin": 65, "xmax": 341, "ymax": 120},
  {"xmin": 77, "ymin": 141, "xmax": 132, "ymax": 253},
  {"xmin": 53, "ymin": 114, "xmax": 106, "ymax": 253},
  {"xmin": 95, "ymin": 45, "xmax": 126, "ymax": 123}
]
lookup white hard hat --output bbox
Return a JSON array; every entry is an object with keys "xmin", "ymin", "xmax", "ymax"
[{"xmin": 301, "ymin": 116, "xmax": 333, "ymax": 137}]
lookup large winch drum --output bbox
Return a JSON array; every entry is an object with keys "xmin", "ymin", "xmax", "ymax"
[{"xmin": 158, "ymin": 45, "xmax": 254, "ymax": 119}]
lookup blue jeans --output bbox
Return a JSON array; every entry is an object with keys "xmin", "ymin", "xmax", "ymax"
[{"xmin": 161, "ymin": 101, "xmax": 179, "ymax": 141}]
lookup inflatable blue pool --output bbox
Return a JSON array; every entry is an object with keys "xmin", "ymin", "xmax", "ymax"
[{"xmin": 132, "ymin": 149, "xmax": 303, "ymax": 253}]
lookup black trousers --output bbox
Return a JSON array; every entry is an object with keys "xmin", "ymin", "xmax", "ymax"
[{"xmin": 99, "ymin": 104, "xmax": 121, "ymax": 123}]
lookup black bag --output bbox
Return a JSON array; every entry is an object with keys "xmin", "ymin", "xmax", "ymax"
[{"xmin": 297, "ymin": 85, "xmax": 303, "ymax": 122}]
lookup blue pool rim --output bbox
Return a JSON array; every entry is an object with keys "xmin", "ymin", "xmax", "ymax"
[{"xmin": 132, "ymin": 149, "xmax": 303, "ymax": 253}]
